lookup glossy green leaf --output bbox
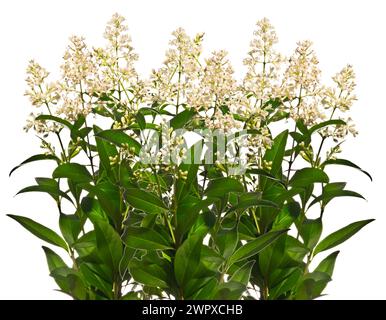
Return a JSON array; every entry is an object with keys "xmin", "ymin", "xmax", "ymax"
[
  {"xmin": 309, "ymin": 188, "xmax": 366, "ymax": 208},
  {"xmin": 216, "ymin": 225, "xmax": 239, "ymax": 259},
  {"xmin": 93, "ymin": 219, "xmax": 123, "ymax": 271},
  {"xmin": 93, "ymin": 125, "xmax": 117, "ymax": 176},
  {"xmin": 230, "ymin": 260, "xmax": 255, "ymax": 286},
  {"xmin": 35, "ymin": 114, "xmax": 73, "ymax": 129},
  {"xmin": 53, "ymin": 163, "xmax": 93, "ymax": 183},
  {"xmin": 9, "ymin": 154, "xmax": 59, "ymax": 176},
  {"xmin": 125, "ymin": 188, "xmax": 167, "ymax": 214},
  {"xmin": 300, "ymin": 218, "xmax": 323, "ymax": 250},
  {"xmin": 314, "ymin": 251, "xmax": 339, "ymax": 276},
  {"xmin": 123, "ymin": 227, "xmax": 173, "ymax": 250},
  {"xmin": 16, "ymin": 183, "xmax": 73, "ymax": 204},
  {"xmin": 205, "ymin": 177, "xmax": 244, "ymax": 198},
  {"xmin": 246, "ymin": 168, "xmax": 286, "ymax": 186},
  {"xmin": 314, "ymin": 219, "xmax": 374, "ymax": 255},
  {"xmin": 95, "ymin": 129, "xmax": 141, "ymax": 155},
  {"xmin": 308, "ymin": 119, "xmax": 346, "ymax": 135},
  {"xmin": 229, "ymin": 192, "xmax": 279, "ymax": 212},
  {"xmin": 42, "ymin": 246, "xmax": 68, "ymax": 271},
  {"xmin": 263, "ymin": 130, "xmax": 288, "ymax": 178},
  {"xmin": 323, "ymin": 158, "xmax": 372, "ymax": 181},
  {"xmin": 174, "ymin": 233, "xmax": 204, "ymax": 287},
  {"xmin": 229, "ymin": 229, "xmax": 288, "ymax": 265},
  {"xmin": 8, "ymin": 214, "xmax": 67, "ymax": 250},
  {"xmin": 79, "ymin": 263, "xmax": 112, "ymax": 298},
  {"xmin": 272, "ymin": 202, "xmax": 300, "ymax": 231},
  {"xmin": 59, "ymin": 214, "xmax": 81, "ymax": 246},
  {"xmin": 42, "ymin": 246, "xmax": 72, "ymax": 293},
  {"xmin": 88, "ymin": 182, "xmax": 122, "ymax": 227},
  {"xmin": 170, "ymin": 108, "xmax": 195, "ymax": 129},
  {"xmin": 129, "ymin": 256, "xmax": 170, "ymax": 289},
  {"xmin": 289, "ymin": 168, "xmax": 329, "ymax": 188}
]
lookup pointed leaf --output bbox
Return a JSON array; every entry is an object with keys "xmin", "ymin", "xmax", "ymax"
[
  {"xmin": 323, "ymin": 158, "xmax": 372, "ymax": 181},
  {"xmin": 205, "ymin": 177, "xmax": 244, "ymax": 198},
  {"xmin": 174, "ymin": 233, "xmax": 204, "ymax": 287},
  {"xmin": 314, "ymin": 219, "xmax": 374, "ymax": 255},
  {"xmin": 35, "ymin": 114, "xmax": 73, "ymax": 129},
  {"xmin": 314, "ymin": 251, "xmax": 340, "ymax": 276},
  {"xmin": 8, "ymin": 214, "xmax": 67, "ymax": 250},
  {"xmin": 308, "ymin": 119, "xmax": 346, "ymax": 135},
  {"xmin": 289, "ymin": 168, "xmax": 329, "ymax": 188},
  {"xmin": 123, "ymin": 227, "xmax": 173, "ymax": 250},
  {"xmin": 53, "ymin": 163, "xmax": 92, "ymax": 183},
  {"xmin": 263, "ymin": 130, "xmax": 288, "ymax": 178},
  {"xmin": 95, "ymin": 129, "xmax": 141, "ymax": 155},
  {"xmin": 125, "ymin": 188, "xmax": 167, "ymax": 214},
  {"xmin": 229, "ymin": 229, "xmax": 288, "ymax": 265},
  {"xmin": 93, "ymin": 219, "xmax": 123, "ymax": 271},
  {"xmin": 9, "ymin": 154, "xmax": 59, "ymax": 176}
]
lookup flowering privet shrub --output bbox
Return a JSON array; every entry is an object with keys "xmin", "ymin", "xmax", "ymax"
[{"xmin": 9, "ymin": 14, "xmax": 373, "ymax": 300}]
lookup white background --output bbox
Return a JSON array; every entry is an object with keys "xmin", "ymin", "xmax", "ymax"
[{"xmin": 0, "ymin": 0, "xmax": 385, "ymax": 299}]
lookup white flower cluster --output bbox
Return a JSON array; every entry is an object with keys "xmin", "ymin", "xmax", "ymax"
[
  {"xmin": 243, "ymin": 18, "xmax": 283, "ymax": 105},
  {"xmin": 149, "ymin": 28, "xmax": 203, "ymax": 105},
  {"xmin": 23, "ymin": 14, "xmax": 359, "ymax": 170}
]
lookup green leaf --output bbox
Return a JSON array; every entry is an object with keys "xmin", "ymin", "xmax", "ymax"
[
  {"xmin": 93, "ymin": 125, "xmax": 117, "ymax": 176},
  {"xmin": 95, "ymin": 129, "xmax": 141, "ymax": 155},
  {"xmin": 176, "ymin": 197, "xmax": 215, "ymax": 239},
  {"xmin": 308, "ymin": 119, "xmax": 346, "ymax": 135},
  {"xmin": 246, "ymin": 168, "xmax": 285, "ymax": 186},
  {"xmin": 270, "ymin": 268, "xmax": 302, "ymax": 299},
  {"xmin": 205, "ymin": 177, "xmax": 244, "ymax": 198},
  {"xmin": 309, "ymin": 188, "xmax": 366, "ymax": 209},
  {"xmin": 129, "ymin": 257, "xmax": 170, "ymax": 289},
  {"xmin": 135, "ymin": 112, "xmax": 146, "ymax": 130},
  {"xmin": 216, "ymin": 225, "xmax": 239, "ymax": 259},
  {"xmin": 229, "ymin": 229, "xmax": 288, "ymax": 265},
  {"xmin": 59, "ymin": 214, "xmax": 81, "ymax": 246},
  {"xmin": 35, "ymin": 114, "xmax": 73, "ymax": 129},
  {"xmin": 300, "ymin": 218, "xmax": 323, "ymax": 250},
  {"xmin": 314, "ymin": 251, "xmax": 339, "ymax": 276},
  {"xmin": 314, "ymin": 219, "xmax": 374, "ymax": 255},
  {"xmin": 272, "ymin": 201, "xmax": 301, "ymax": 231},
  {"xmin": 176, "ymin": 140, "xmax": 202, "ymax": 200},
  {"xmin": 93, "ymin": 219, "xmax": 123, "ymax": 271},
  {"xmin": 230, "ymin": 260, "xmax": 255, "ymax": 286},
  {"xmin": 53, "ymin": 163, "xmax": 93, "ymax": 183},
  {"xmin": 42, "ymin": 246, "xmax": 68, "ymax": 271},
  {"xmin": 8, "ymin": 214, "xmax": 67, "ymax": 250},
  {"xmin": 16, "ymin": 183, "xmax": 73, "ymax": 204},
  {"xmin": 9, "ymin": 154, "xmax": 59, "ymax": 176},
  {"xmin": 295, "ymin": 271, "xmax": 331, "ymax": 299},
  {"xmin": 289, "ymin": 168, "xmax": 329, "ymax": 188},
  {"xmin": 170, "ymin": 108, "xmax": 195, "ymax": 129},
  {"xmin": 174, "ymin": 233, "xmax": 204, "ymax": 287},
  {"xmin": 323, "ymin": 158, "xmax": 372, "ymax": 181},
  {"xmin": 296, "ymin": 120, "xmax": 309, "ymax": 135},
  {"xmin": 229, "ymin": 192, "xmax": 279, "ymax": 212},
  {"xmin": 123, "ymin": 227, "xmax": 173, "ymax": 250},
  {"xmin": 126, "ymin": 188, "xmax": 167, "ymax": 214},
  {"xmin": 263, "ymin": 130, "xmax": 288, "ymax": 178},
  {"xmin": 79, "ymin": 263, "xmax": 113, "ymax": 298},
  {"xmin": 88, "ymin": 182, "xmax": 122, "ymax": 227},
  {"xmin": 42, "ymin": 246, "xmax": 71, "ymax": 292}
]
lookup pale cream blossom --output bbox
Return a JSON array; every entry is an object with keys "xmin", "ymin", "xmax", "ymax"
[
  {"xmin": 243, "ymin": 18, "xmax": 284, "ymax": 104},
  {"xmin": 24, "ymin": 60, "xmax": 59, "ymax": 107},
  {"xmin": 149, "ymin": 28, "xmax": 203, "ymax": 106},
  {"xmin": 323, "ymin": 65, "xmax": 357, "ymax": 112},
  {"xmin": 187, "ymin": 50, "xmax": 236, "ymax": 111}
]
